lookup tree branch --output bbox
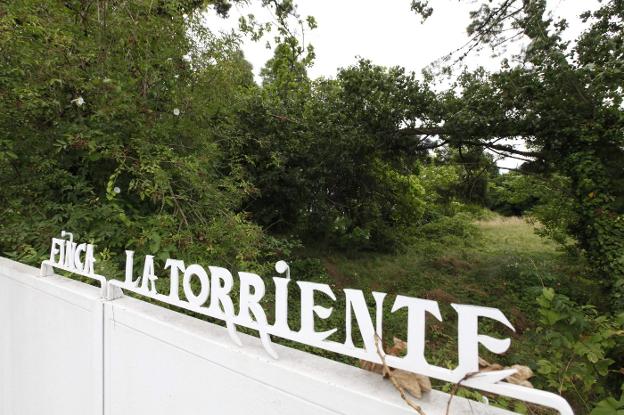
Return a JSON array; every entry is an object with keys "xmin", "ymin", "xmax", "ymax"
[{"xmin": 398, "ymin": 127, "xmax": 541, "ymax": 157}]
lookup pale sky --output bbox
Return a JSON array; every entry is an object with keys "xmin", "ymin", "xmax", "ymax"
[{"xmin": 203, "ymin": 0, "xmax": 600, "ymax": 170}]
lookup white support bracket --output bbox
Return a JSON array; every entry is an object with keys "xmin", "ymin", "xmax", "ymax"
[
  {"xmin": 105, "ymin": 283, "xmax": 124, "ymax": 301},
  {"xmin": 40, "ymin": 261, "xmax": 55, "ymax": 277}
]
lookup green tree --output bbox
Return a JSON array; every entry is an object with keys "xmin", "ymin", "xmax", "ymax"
[
  {"xmin": 0, "ymin": 0, "xmax": 270, "ymax": 270},
  {"xmin": 228, "ymin": 57, "xmax": 438, "ymax": 250},
  {"xmin": 405, "ymin": 0, "xmax": 624, "ymax": 309}
]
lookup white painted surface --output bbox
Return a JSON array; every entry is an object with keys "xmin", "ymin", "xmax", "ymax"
[
  {"xmin": 0, "ymin": 257, "xmax": 103, "ymax": 415},
  {"xmin": 104, "ymin": 295, "xmax": 515, "ymax": 415},
  {"xmin": 0, "ymin": 257, "xmax": 517, "ymax": 415}
]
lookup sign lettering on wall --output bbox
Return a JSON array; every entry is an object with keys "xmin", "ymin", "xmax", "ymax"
[{"xmin": 41, "ymin": 231, "xmax": 573, "ymax": 415}]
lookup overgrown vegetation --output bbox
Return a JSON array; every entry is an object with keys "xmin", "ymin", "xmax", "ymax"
[{"xmin": 0, "ymin": 0, "xmax": 622, "ymax": 413}]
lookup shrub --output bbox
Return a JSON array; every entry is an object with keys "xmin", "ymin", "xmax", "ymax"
[{"xmin": 534, "ymin": 288, "xmax": 624, "ymax": 412}]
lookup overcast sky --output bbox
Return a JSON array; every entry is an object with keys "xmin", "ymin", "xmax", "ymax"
[
  {"xmin": 206, "ymin": 0, "xmax": 598, "ymax": 78},
  {"xmin": 203, "ymin": 0, "xmax": 600, "ymax": 170}
]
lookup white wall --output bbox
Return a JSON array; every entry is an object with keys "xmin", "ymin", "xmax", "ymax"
[
  {"xmin": 0, "ymin": 257, "xmax": 515, "ymax": 415},
  {"xmin": 0, "ymin": 257, "xmax": 103, "ymax": 415}
]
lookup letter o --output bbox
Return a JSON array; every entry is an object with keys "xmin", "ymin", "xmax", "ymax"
[{"xmin": 183, "ymin": 264, "xmax": 210, "ymax": 306}]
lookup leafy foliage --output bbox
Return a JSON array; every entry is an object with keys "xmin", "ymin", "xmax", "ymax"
[
  {"xmin": 408, "ymin": 0, "xmax": 624, "ymax": 309},
  {"xmin": 227, "ymin": 59, "xmax": 437, "ymax": 250},
  {"xmin": 535, "ymin": 288, "xmax": 624, "ymax": 412},
  {"xmin": 0, "ymin": 0, "xmax": 274, "ymax": 271},
  {"xmin": 592, "ymin": 391, "xmax": 624, "ymax": 415},
  {"xmin": 1, "ymin": 0, "xmax": 623, "ymax": 413}
]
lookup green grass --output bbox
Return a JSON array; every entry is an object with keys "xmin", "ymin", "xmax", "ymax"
[
  {"xmin": 320, "ymin": 216, "xmax": 575, "ymax": 308},
  {"xmin": 304, "ymin": 214, "xmax": 596, "ymax": 370},
  {"xmin": 292, "ymin": 214, "xmax": 600, "ymax": 412}
]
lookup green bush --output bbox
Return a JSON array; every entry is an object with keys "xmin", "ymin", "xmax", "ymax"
[
  {"xmin": 534, "ymin": 288, "xmax": 624, "ymax": 412},
  {"xmin": 0, "ymin": 0, "xmax": 273, "ymax": 273}
]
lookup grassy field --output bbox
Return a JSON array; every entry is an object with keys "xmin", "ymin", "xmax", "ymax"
[
  {"xmin": 320, "ymin": 215, "xmax": 588, "ymax": 321},
  {"xmin": 304, "ymin": 214, "xmax": 597, "ymax": 409}
]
